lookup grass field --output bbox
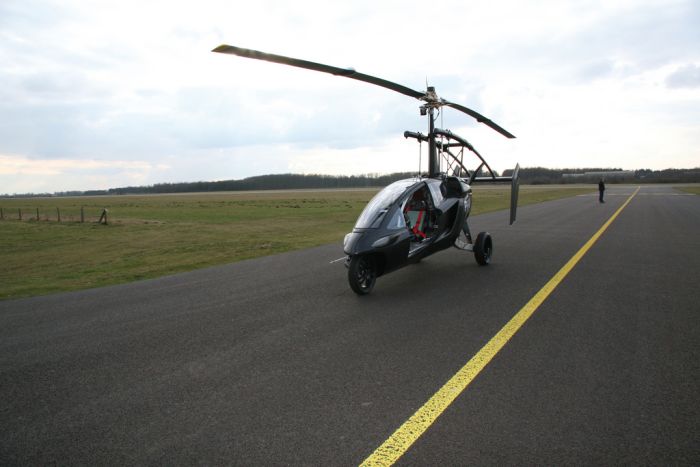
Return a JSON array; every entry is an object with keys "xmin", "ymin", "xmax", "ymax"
[
  {"xmin": 0, "ymin": 186, "xmax": 594, "ymax": 300},
  {"xmin": 677, "ymin": 186, "xmax": 700, "ymax": 195}
]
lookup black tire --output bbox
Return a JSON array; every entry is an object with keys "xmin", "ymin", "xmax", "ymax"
[
  {"xmin": 474, "ymin": 231, "xmax": 492, "ymax": 266},
  {"xmin": 348, "ymin": 255, "xmax": 377, "ymax": 295}
]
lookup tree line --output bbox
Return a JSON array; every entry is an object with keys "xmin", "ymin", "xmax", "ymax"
[
  {"xmin": 501, "ymin": 167, "xmax": 700, "ymax": 185},
  {"xmin": 3, "ymin": 168, "xmax": 699, "ymax": 198}
]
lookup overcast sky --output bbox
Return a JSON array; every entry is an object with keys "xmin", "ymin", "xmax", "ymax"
[{"xmin": 1, "ymin": 0, "xmax": 699, "ymax": 193}]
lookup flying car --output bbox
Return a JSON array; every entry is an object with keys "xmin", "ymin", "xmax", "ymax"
[{"xmin": 212, "ymin": 44, "xmax": 520, "ymax": 295}]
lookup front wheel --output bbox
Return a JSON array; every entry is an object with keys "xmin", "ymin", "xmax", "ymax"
[
  {"xmin": 474, "ymin": 232, "xmax": 493, "ymax": 266},
  {"xmin": 348, "ymin": 255, "xmax": 377, "ymax": 295}
]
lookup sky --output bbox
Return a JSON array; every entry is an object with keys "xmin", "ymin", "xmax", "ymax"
[{"xmin": 1, "ymin": 0, "xmax": 699, "ymax": 194}]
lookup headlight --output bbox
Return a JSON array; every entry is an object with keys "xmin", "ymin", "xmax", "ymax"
[
  {"xmin": 372, "ymin": 235, "xmax": 391, "ymax": 248},
  {"xmin": 371, "ymin": 235, "xmax": 395, "ymax": 248}
]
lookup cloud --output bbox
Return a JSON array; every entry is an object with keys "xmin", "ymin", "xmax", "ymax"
[
  {"xmin": 0, "ymin": 0, "xmax": 699, "ymax": 193},
  {"xmin": 0, "ymin": 154, "xmax": 168, "ymax": 175},
  {"xmin": 666, "ymin": 64, "xmax": 700, "ymax": 88},
  {"xmin": 0, "ymin": 154, "xmax": 170, "ymax": 193}
]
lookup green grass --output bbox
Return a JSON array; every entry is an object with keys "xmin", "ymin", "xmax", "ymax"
[
  {"xmin": 677, "ymin": 186, "xmax": 700, "ymax": 195},
  {"xmin": 0, "ymin": 186, "xmax": 593, "ymax": 299}
]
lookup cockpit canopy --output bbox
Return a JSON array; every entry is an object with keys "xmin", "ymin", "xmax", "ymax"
[{"xmin": 354, "ymin": 179, "xmax": 418, "ymax": 229}]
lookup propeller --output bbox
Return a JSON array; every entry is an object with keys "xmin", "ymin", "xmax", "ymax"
[
  {"xmin": 442, "ymin": 101, "xmax": 515, "ymax": 139},
  {"xmin": 212, "ymin": 44, "xmax": 516, "ymax": 139}
]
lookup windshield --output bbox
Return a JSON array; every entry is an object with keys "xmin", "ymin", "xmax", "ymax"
[{"xmin": 354, "ymin": 179, "xmax": 418, "ymax": 228}]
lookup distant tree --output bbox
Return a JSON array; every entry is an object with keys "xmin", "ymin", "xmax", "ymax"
[{"xmin": 4, "ymin": 168, "xmax": 698, "ymax": 198}]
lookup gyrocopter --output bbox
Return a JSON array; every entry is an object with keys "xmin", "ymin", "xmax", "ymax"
[{"xmin": 212, "ymin": 44, "xmax": 520, "ymax": 295}]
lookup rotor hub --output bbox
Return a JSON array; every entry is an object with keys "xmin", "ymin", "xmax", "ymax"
[{"xmin": 419, "ymin": 86, "xmax": 448, "ymax": 116}]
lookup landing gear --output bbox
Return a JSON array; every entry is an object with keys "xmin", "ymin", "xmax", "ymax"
[
  {"xmin": 454, "ymin": 222, "xmax": 491, "ymax": 266},
  {"xmin": 348, "ymin": 255, "xmax": 377, "ymax": 295},
  {"xmin": 474, "ymin": 231, "xmax": 492, "ymax": 266},
  {"xmin": 454, "ymin": 227, "xmax": 472, "ymax": 250}
]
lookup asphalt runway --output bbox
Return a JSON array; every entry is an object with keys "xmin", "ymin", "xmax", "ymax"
[{"xmin": 1, "ymin": 185, "xmax": 698, "ymax": 465}]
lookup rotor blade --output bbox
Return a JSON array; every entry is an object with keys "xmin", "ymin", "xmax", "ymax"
[
  {"xmin": 443, "ymin": 101, "xmax": 516, "ymax": 139},
  {"xmin": 212, "ymin": 44, "xmax": 425, "ymax": 100}
]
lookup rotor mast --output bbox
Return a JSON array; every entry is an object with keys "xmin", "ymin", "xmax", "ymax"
[
  {"xmin": 420, "ymin": 86, "xmax": 440, "ymax": 177},
  {"xmin": 427, "ymin": 107, "xmax": 438, "ymax": 177}
]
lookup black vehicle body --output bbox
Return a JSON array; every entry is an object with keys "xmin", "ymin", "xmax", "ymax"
[
  {"xmin": 340, "ymin": 124, "xmax": 520, "ymax": 294},
  {"xmin": 344, "ymin": 176, "xmax": 472, "ymax": 276}
]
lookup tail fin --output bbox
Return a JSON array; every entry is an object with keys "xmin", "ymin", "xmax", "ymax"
[{"xmin": 509, "ymin": 164, "xmax": 520, "ymax": 225}]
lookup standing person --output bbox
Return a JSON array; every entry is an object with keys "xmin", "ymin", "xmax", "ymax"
[{"xmin": 598, "ymin": 178, "xmax": 605, "ymax": 203}]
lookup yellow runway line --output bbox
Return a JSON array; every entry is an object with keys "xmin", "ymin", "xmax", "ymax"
[{"xmin": 361, "ymin": 186, "xmax": 641, "ymax": 466}]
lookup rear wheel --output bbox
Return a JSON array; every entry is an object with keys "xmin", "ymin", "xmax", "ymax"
[
  {"xmin": 348, "ymin": 255, "xmax": 377, "ymax": 295},
  {"xmin": 474, "ymin": 231, "xmax": 492, "ymax": 266}
]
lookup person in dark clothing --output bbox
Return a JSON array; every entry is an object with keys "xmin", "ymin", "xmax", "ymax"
[{"xmin": 598, "ymin": 178, "xmax": 605, "ymax": 203}]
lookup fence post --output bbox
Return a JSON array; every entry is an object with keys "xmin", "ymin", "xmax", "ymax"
[
  {"xmin": 81, "ymin": 206, "xmax": 84, "ymax": 223},
  {"xmin": 36, "ymin": 208, "xmax": 40, "ymax": 221},
  {"xmin": 0, "ymin": 207, "xmax": 3, "ymax": 220},
  {"xmin": 98, "ymin": 208, "xmax": 108, "ymax": 225},
  {"xmin": 18, "ymin": 208, "xmax": 22, "ymax": 221},
  {"xmin": 57, "ymin": 207, "xmax": 61, "ymax": 222}
]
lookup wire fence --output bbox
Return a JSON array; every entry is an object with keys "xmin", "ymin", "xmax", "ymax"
[{"xmin": 0, "ymin": 207, "xmax": 109, "ymax": 224}]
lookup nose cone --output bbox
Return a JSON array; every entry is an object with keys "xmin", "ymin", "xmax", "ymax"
[{"xmin": 343, "ymin": 232, "xmax": 364, "ymax": 254}]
